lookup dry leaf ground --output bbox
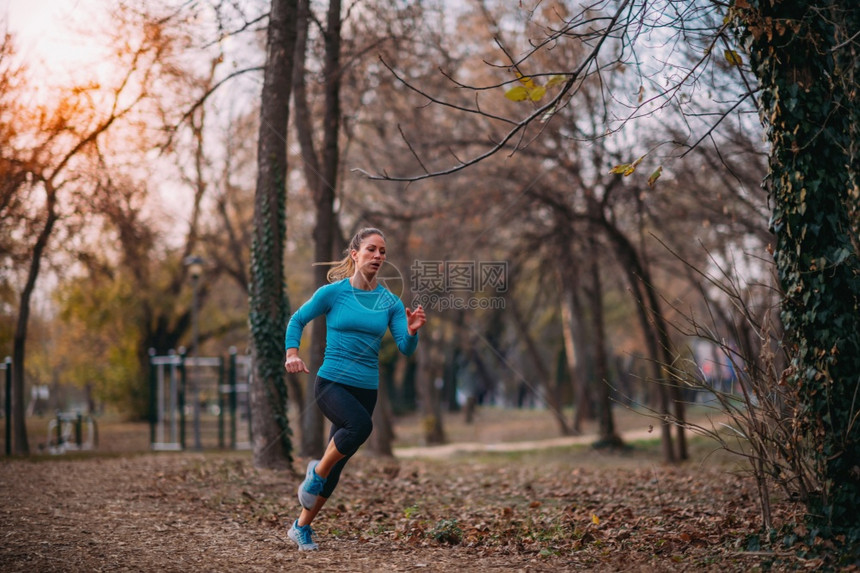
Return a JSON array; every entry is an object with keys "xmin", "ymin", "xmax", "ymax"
[{"xmin": 0, "ymin": 408, "xmax": 816, "ymax": 572}]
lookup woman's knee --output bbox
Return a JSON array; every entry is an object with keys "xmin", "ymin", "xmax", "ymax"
[
  {"xmin": 356, "ymin": 417, "xmax": 373, "ymax": 443},
  {"xmin": 335, "ymin": 417, "xmax": 372, "ymax": 455}
]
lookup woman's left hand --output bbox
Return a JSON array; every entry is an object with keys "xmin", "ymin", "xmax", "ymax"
[{"xmin": 406, "ymin": 305, "xmax": 426, "ymax": 335}]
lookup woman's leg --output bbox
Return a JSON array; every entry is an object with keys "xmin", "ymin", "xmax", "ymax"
[
  {"xmin": 315, "ymin": 378, "xmax": 377, "ymax": 463},
  {"xmin": 296, "ymin": 377, "xmax": 376, "ymax": 525},
  {"xmin": 296, "ymin": 439, "xmax": 342, "ymax": 527},
  {"xmin": 315, "ymin": 435, "xmax": 347, "ymax": 478},
  {"xmin": 297, "ymin": 491, "xmax": 328, "ymax": 527}
]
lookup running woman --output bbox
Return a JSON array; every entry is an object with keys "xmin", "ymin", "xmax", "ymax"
[{"xmin": 284, "ymin": 227, "xmax": 426, "ymax": 550}]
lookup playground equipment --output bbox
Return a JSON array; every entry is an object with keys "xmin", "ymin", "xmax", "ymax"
[
  {"xmin": 47, "ymin": 411, "xmax": 98, "ymax": 454},
  {"xmin": 149, "ymin": 347, "xmax": 252, "ymax": 451},
  {"xmin": 225, "ymin": 349, "xmax": 253, "ymax": 450},
  {"xmin": 2, "ymin": 357, "xmax": 99, "ymax": 457}
]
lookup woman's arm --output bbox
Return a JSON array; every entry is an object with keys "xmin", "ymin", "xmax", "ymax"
[
  {"xmin": 389, "ymin": 301, "xmax": 425, "ymax": 356},
  {"xmin": 406, "ymin": 305, "xmax": 426, "ymax": 336},
  {"xmin": 285, "ymin": 347, "xmax": 309, "ymax": 373},
  {"xmin": 284, "ymin": 283, "xmax": 336, "ymax": 373}
]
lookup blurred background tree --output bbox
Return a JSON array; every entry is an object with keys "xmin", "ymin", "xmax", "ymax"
[{"xmin": 3, "ymin": 3, "xmax": 844, "ymax": 540}]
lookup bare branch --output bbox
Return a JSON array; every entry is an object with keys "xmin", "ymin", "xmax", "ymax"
[
  {"xmin": 377, "ymin": 56, "xmax": 518, "ymax": 126},
  {"xmin": 679, "ymin": 92, "xmax": 752, "ymax": 158},
  {"xmin": 354, "ymin": 0, "xmax": 635, "ymax": 182},
  {"xmin": 398, "ymin": 124, "xmax": 430, "ymax": 174},
  {"xmin": 202, "ymin": 12, "xmax": 269, "ymax": 49},
  {"xmin": 161, "ymin": 65, "xmax": 264, "ymax": 152}
]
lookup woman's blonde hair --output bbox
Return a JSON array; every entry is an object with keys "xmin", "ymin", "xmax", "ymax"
[{"xmin": 322, "ymin": 227, "xmax": 385, "ymax": 282}]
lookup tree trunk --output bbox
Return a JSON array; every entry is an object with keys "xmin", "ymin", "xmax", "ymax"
[
  {"xmin": 443, "ymin": 311, "xmax": 465, "ymax": 412},
  {"xmin": 11, "ymin": 186, "xmax": 59, "ymax": 455},
  {"xmin": 293, "ymin": 0, "xmax": 344, "ymax": 458},
  {"xmin": 739, "ymin": 0, "xmax": 860, "ymax": 536},
  {"xmin": 249, "ymin": 0, "xmax": 299, "ymax": 470},
  {"xmin": 416, "ymin": 340, "xmax": 445, "ymax": 445},
  {"xmin": 587, "ymin": 236, "xmax": 621, "ymax": 447},
  {"xmin": 368, "ymin": 352, "xmax": 397, "ymax": 457},
  {"xmin": 602, "ymin": 220, "xmax": 676, "ymax": 463},
  {"xmin": 468, "ymin": 346, "xmax": 494, "ymax": 409},
  {"xmin": 401, "ymin": 353, "xmax": 418, "ymax": 411},
  {"xmin": 558, "ymin": 268, "xmax": 594, "ymax": 433},
  {"xmin": 633, "ymin": 247, "xmax": 687, "ymax": 461},
  {"xmin": 508, "ymin": 291, "xmax": 571, "ymax": 435}
]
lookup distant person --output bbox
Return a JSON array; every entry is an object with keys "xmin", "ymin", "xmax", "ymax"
[{"xmin": 283, "ymin": 227, "xmax": 426, "ymax": 551}]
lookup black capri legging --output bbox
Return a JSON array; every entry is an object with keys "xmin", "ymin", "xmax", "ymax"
[{"xmin": 314, "ymin": 376, "xmax": 377, "ymax": 499}]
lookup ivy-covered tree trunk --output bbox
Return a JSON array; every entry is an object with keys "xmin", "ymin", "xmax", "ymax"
[
  {"xmin": 735, "ymin": 0, "xmax": 860, "ymax": 538},
  {"xmin": 249, "ymin": 0, "xmax": 299, "ymax": 470}
]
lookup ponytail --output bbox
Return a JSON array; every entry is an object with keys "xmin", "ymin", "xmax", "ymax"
[
  {"xmin": 316, "ymin": 227, "xmax": 385, "ymax": 283},
  {"xmin": 325, "ymin": 256, "xmax": 354, "ymax": 282}
]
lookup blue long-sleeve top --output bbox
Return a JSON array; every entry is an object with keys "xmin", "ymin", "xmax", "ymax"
[{"xmin": 284, "ymin": 278, "xmax": 419, "ymax": 389}]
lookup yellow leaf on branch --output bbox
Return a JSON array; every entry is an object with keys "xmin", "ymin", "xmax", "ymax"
[
  {"xmin": 516, "ymin": 72, "xmax": 536, "ymax": 89},
  {"xmin": 505, "ymin": 86, "xmax": 529, "ymax": 102},
  {"xmin": 529, "ymin": 85, "xmax": 547, "ymax": 101},
  {"xmin": 611, "ymin": 155, "xmax": 647, "ymax": 177},
  {"xmin": 724, "ymin": 49, "xmax": 743, "ymax": 66},
  {"xmin": 648, "ymin": 166, "xmax": 663, "ymax": 187},
  {"xmin": 545, "ymin": 75, "xmax": 567, "ymax": 89}
]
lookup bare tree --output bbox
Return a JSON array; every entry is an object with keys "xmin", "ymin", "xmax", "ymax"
[
  {"xmin": 248, "ymin": 0, "xmax": 300, "ymax": 470},
  {"xmin": 291, "ymin": 0, "xmax": 345, "ymax": 459},
  {"xmin": 352, "ymin": 0, "xmax": 860, "ymax": 541},
  {"xmin": 0, "ymin": 17, "xmax": 175, "ymax": 453},
  {"xmin": 288, "ymin": 0, "xmax": 445, "ymax": 454}
]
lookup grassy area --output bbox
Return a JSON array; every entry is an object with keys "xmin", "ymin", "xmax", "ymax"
[
  {"xmin": 1, "ymin": 402, "xmax": 738, "ymax": 467},
  {"xmin": 0, "ymin": 412, "xmax": 151, "ymax": 455},
  {"xmin": 390, "ymin": 402, "xmax": 730, "ymax": 446}
]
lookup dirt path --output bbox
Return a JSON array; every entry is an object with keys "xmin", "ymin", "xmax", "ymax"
[
  {"xmin": 0, "ymin": 454, "xmax": 545, "ymax": 573},
  {"xmin": 394, "ymin": 428, "xmax": 659, "ymax": 458},
  {"xmin": 0, "ymin": 434, "xmax": 800, "ymax": 573}
]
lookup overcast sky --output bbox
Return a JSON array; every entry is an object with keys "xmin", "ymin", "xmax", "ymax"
[{"xmin": 2, "ymin": 0, "xmax": 108, "ymax": 82}]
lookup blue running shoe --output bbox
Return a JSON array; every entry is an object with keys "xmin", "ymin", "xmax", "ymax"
[
  {"xmin": 298, "ymin": 459, "xmax": 326, "ymax": 509},
  {"xmin": 288, "ymin": 520, "xmax": 319, "ymax": 551}
]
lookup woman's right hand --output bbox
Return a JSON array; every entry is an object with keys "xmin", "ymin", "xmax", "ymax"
[{"xmin": 284, "ymin": 352, "xmax": 310, "ymax": 374}]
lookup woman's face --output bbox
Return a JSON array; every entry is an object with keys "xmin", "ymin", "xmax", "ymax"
[{"xmin": 352, "ymin": 233, "xmax": 386, "ymax": 277}]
